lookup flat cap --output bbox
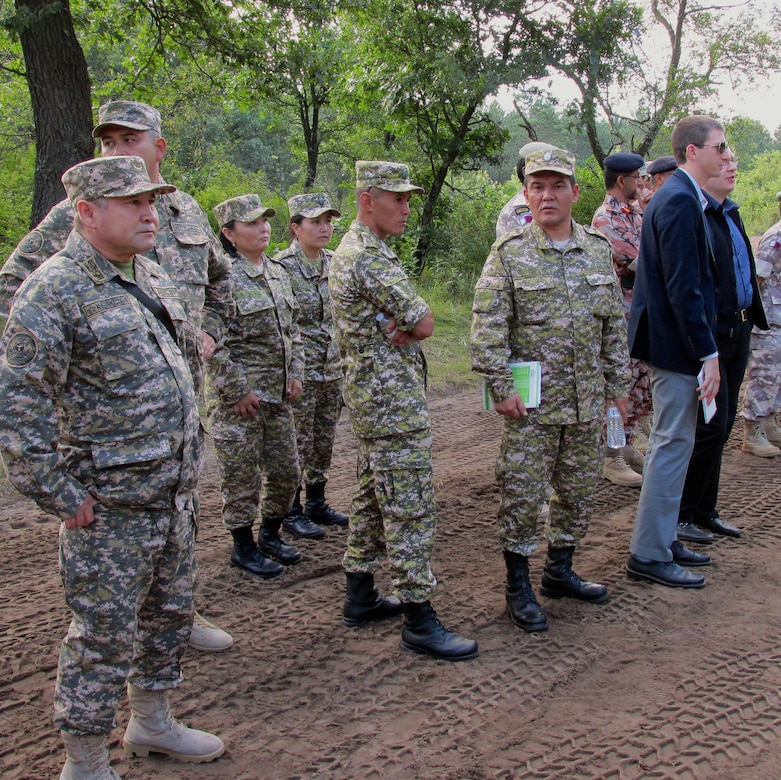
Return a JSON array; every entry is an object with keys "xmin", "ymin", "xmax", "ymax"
[
  {"xmin": 356, "ymin": 161, "xmax": 423, "ymax": 194},
  {"xmin": 603, "ymin": 152, "xmax": 645, "ymax": 173},
  {"xmin": 288, "ymin": 192, "xmax": 341, "ymax": 219},
  {"xmin": 93, "ymin": 100, "xmax": 162, "ymax": 137},
  {"xmin": 524, "ymin": 146, "xmax": 576, "ymax": 178},
  {"xmin": 647, "ymin": 156, "xmax": 678, "ymax": 176},
  {"xmin": 213, "ymin": 194, "xmax": 276, "ymax": 227},
  {"xmin": 61, "ymin": 156, "xmax": 175, "ymax": 206}
]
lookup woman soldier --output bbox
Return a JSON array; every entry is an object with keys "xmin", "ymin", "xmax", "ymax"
[
  {"xmin": 207, "ymin": 194, "xmax": 305, "ymax": 578},
  {"xmin": 275, "ymin": 193, "xmax": 349, "ymax": 540}
]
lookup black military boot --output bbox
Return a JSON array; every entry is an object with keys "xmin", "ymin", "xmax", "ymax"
[
  {"xmin": 503, "ymin": 549, "xmax": 548, "ymax": 632},
  {"xmin": 400, "ymin": 601, "xmax": 479, "ymax": 661},
  {"xmin": 282, "ymin": 488, "xmax": 326, "ymax": 540},
  {"xmin": 230, "ymin": 526, "xmax": 284, "ymax": 579},
  {"xmin": 343, "ymin": 572, "xmax": 403, "ymax": 627},
  {"xmin": 257, "ymin": 516, "xmax": 302, "ymax": 565},
  {"xmin": 540, "ymin": 545, "xmax": 608, "ymax": 603},
  {"xmin": 304, "ymin": 482, "xmax": 348, "ymax": 527}
]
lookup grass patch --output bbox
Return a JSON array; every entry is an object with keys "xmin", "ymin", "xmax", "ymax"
[{"xmin": 418, "ymin": 282, "xmax": 480, "ymax": 395}]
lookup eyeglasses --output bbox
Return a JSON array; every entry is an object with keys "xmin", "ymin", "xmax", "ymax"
[{"xmin": 696, "ymin": 140, "xmax": 730, "ymax": 154}]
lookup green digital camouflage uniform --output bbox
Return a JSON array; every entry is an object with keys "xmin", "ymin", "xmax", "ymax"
[
  {"xmin": 471, "ymin": 219, "xmax": 630, "ymax": 556},
  {"xmin": 206, "ymin": 250, "xmax": 304, "ymax": 529},
  {"xmin": 0, "ymin": 218, "xmax": 202, "ymax": 735},
  {"xmin": 0, "ymin": 189, "xmax": 232, "ymax": 395},
  {"xmin": 275, "ymin": 236, "xmax": 343, "ymax": 485},
  {"xmin": 329, "ymin": 219, "xmax": 437, "ymax": 603}
]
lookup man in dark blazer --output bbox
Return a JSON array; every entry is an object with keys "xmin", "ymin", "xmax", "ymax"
[
  {"xmin": 626, "ymin": 115, "xmax": 729, "ymax": 588},
  {"xmin": 677, "ymin": 151, "xmax": 768, "ymax": 542}
]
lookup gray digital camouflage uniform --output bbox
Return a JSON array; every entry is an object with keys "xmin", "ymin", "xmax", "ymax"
[
  {"xmin": 206, "ymin": 252, "xmax": 304, "ymax": 528},
  {"xmin": 0, "ymin": 189, "xmax": 233, "ymax": 395},
  {"xmin": 742, "ymin": 217, "xmax": 781, "ymax": 420},
  {"xmin": 329, "ymin": 219, "xmax": 437, "ymax": 602},
  {"xmin": 471, "ymin": 219, "xmax": 630, "ymax": 555},
  {"xmin": 275, "ymin": 238, "xmax": 343, "ymax": 485},
  {"xmin": 0, "ymin": 229, "xmax": 202, "ymax": 735}
]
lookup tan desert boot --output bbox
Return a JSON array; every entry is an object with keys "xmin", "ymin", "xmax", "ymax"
[{"xmin": 742, "ymin": 419, "xmax": 781, "ymax": 458}]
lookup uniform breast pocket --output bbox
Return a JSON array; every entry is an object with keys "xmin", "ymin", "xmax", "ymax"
[
  {"xmin": 88, "ymin": 307, "xmax": 159, "ymax": 381},
  {"xmin": 513, "ymin": 277, "xmax": 557, "ymax": 324},
  {"xmin": 584, "ymin": 273, "xmax": 618, "ymax": 318}
]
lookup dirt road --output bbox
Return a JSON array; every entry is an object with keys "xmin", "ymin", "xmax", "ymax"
[{"xmin": 2, "ymin": 389, "xmax": 780, "ymax": 779}]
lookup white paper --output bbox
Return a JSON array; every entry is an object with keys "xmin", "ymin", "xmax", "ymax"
[{"xmin": 697, "ymin": 367, "xmax": 717, "ymax": 423}]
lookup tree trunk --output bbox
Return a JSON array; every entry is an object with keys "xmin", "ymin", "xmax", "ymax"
[{"xmin": 16, "ymin": 0, "xmax": 93, "ymax": 226}]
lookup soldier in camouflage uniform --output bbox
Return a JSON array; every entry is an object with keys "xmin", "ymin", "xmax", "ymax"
[
  {"xmin": 472, "ymin": 147, "xmax": 630, "ymax": 633},
  {"xmin": 741, "ymin": 189, "xmax": 781, "ymax": 457},
  {"xmin": 495, "ymin": 141, "xmax": 553, "ymax": 238},
  {"xmin": 0, "ymin": 100, "xmax": 234, "ymax": 653},
  {"xmin": 208, "ymin": 195, "xmax": 305, "ymax": 580},
  {"xmin": 0, "ymin": 157, "xmax": 224, "ymax": 779},
  {"xmin": 275, "ymin": 193, "xmax": 349, "ymax": 541},
  {"xmin": 592, "ymin": 152, "xmax": 650, "ymax": 488},
  {"xmin": 329, "ymin": 160, "xmax": 477, "ymax": 662}
]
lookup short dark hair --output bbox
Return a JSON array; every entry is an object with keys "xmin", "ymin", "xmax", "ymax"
[
  {"xmin": 604, "ymin": 168, "xmax": 620, "ymax": 189},
  {"xmin": 671, "ymin": 115, "xmax": 723, "ymax": 164}
]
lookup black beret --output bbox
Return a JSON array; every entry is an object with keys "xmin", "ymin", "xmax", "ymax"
[
  {"xmin": 647, "ymin": 156, "xmax": 677, "ymax": 175},
  {"xmin": 603, "ymin": 152, "xmax": 645, "ymax": 173}
]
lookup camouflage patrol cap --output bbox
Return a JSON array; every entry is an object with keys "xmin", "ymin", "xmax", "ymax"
[
  {"xmin": 518, "ymin": 141, "xmax": 553, "ymax": 160},
  {"xmin": 288, "ymin": 192, "xmax": 342, "ymax": 219},
  {"xmin": 355, "ymin": 161, "xmax": 424, "ymax": 194},
  {"xmin": 213, "ymin": 194, "xmax": 276, "ymax": 227},
  {"xmin": 524, "ymin": 146, "xmax": 577, "ymax": 177},
  {"xmin": 92, "ymin": 100, "xmax": 162, "ymax": 138},
  {"xmin": 61, "ymin": 156, "xmax": 176, "ymax": 205}
]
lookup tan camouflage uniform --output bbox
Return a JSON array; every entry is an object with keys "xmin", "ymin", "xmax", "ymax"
[
  {"xmin": 742, "ymin": 216, "xmax": 781, "ymax": 420},
  {"xmin": 592, "ymin": 194, "xmax": 652, "ymax": 439},
  {"xmin": 472, "ymin": 216, "xmax": 630, "ymax": 556},
  {"xmin": 330, "ymin": 198, "xmax": 438, "ymax": 602},
  {"xmin": 207, "ymin": 197, "xmax": 304, "ymax": 530},
  {"xmin": 275, "ymin": 194, "xmax": 344, "ymax": 487},
  {"xmin": 0, "ymin": 157, "xmax": 202, "ymax": 736},
  {"xmin": 496, "ymin": 191, "xmax": 533, "ymax": 238}
]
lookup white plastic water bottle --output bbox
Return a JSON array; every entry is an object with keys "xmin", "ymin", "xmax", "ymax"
[
  {"xmin": 376, "ymin": 312, "xmax": 398, "ymax": 339},
  {"xmin": 606, "ymin": 403, "xmax": 626, "ymax": 449}
]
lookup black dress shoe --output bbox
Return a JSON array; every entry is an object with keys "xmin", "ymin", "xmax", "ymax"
[
  {"xmin": 670, "ymin": 540, "xmax": 711, "ymax": 567},
  {"xmin": 626, "ymin": 555, "xmax": 706, "ymax": 588},
  {"xmin": 698, "ymin": 516, "xmax": 742, "ymax": 538},
  {"xmin": 676, "ymin": 521, "xmax": 714, "ymax": 544},
  {"xmin": 282, "ymin": 514, "xmax": 326, "ymax": 540}
]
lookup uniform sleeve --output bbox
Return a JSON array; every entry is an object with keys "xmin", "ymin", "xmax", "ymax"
[
  {"xmin": 0, "ymin": 200, "xmax": 73, "ymax": 319},
  {"xmin": 596, "ymin": 249, "xmax": 632, "ymax": 399},
  {"xmin": 470, "ymin": 247, "xmax": 516, "ymax": 403},
  {"xmin": 0, "ymin": 286, "xmax": 90, "ymax": 519},
  {"xmin": 201, "ymin": 228, "xmax": 235, "ymax": 343},
  {"xmin": 207, "ymin": 329, "xmax": 251, "ymax": 406},
  {"xmin": 360, "ymin": 252, "xmax": 430, "ymax": 330},
  {"xmin": 755, "ymin": 227, "xmax": 781, "ymax": 281},
  {"xmin": 591, "ymin": 208, "xmax": 639, "ymax": 277}
]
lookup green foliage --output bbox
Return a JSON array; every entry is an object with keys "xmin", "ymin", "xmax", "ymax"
[
  {"xmin": 733, "ymin": 151, "xmax": 781, "ymax": 235},
  {"xmin": 416, "ymin": 278, "xmax": 478, "ymax": 393},
  {"xmin": 0, "ymin": 145, "xmax": 34, "ymax": 261},
  {"xmin": 572, "ymin": 158, "xmax": 605, "ymax": 227}
]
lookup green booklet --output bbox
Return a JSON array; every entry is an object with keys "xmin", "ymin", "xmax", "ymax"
[{"xmin": 483, "ymin": 361, "xmax": 541, "ymax": 411}]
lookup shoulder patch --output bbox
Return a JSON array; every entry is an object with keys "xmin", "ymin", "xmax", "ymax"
[
  {"xmin": 583, "ymin": 224, "xmax": 609, "ymax": 242},
  {"xmin": 5, "ymin": 332, "xmax": 39, "ymax": 368},
  {"xmin": 18, "ymin": 231, "xmax": 44, "ymax": 256}
]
